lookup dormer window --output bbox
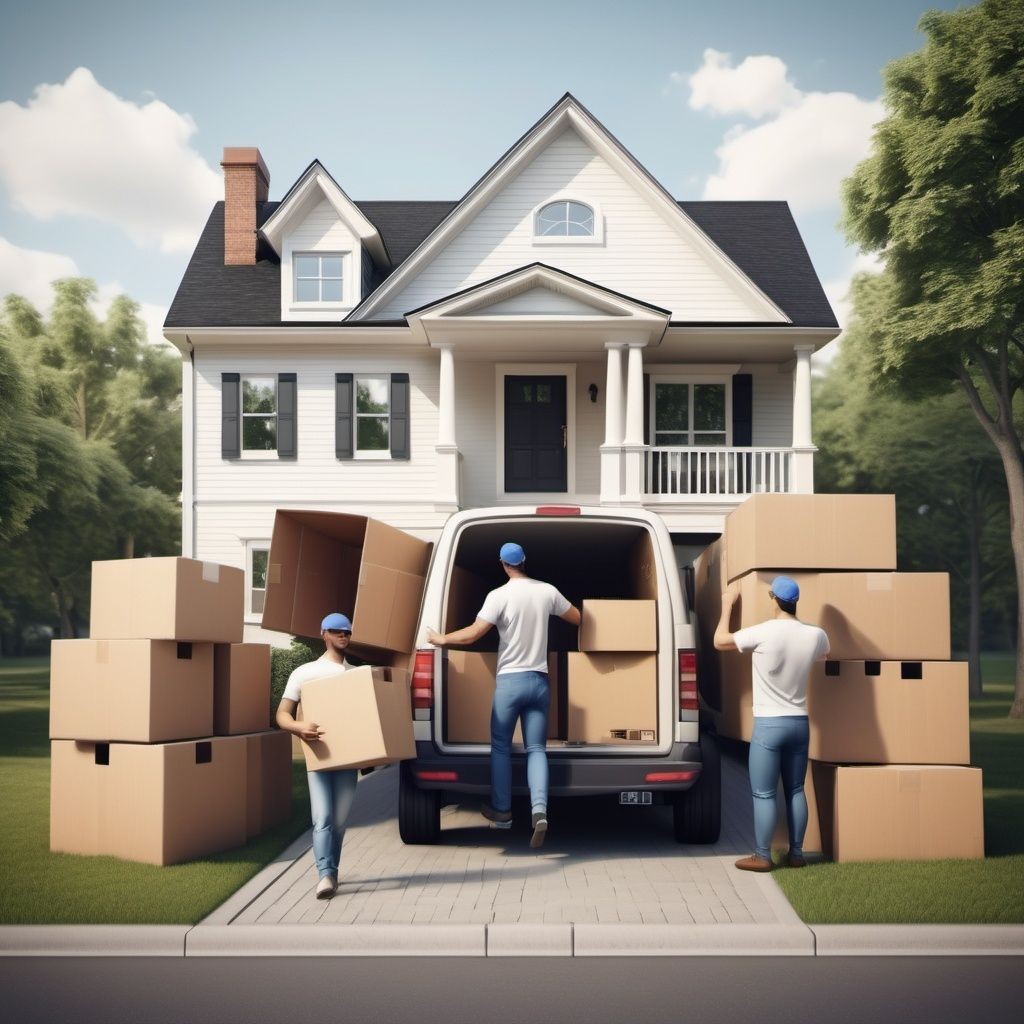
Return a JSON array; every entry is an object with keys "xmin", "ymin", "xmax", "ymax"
[
  {"xmin": 535, "ymin": 201, "xmax": 594, "ymax": 237},
  {"xmin": 294, "ymin": 252, "xmax": 344, "ymax": 302}
]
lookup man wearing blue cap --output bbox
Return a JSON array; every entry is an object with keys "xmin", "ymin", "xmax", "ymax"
[
  {"xmin": 276, "ymin": 612, "xmax": 359, "ymax": 899},
  {"xmin": 427, "ymin": 542, "xmax": 580, "ymax": 849},
  {"xmin": 714, "ymin": 575, "xmax": 829, "ymax": 872}
]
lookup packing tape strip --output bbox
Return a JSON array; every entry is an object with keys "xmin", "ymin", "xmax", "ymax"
[{"xmin": 202, "ymin": 561, "xmax": 220, "ymax": 583}]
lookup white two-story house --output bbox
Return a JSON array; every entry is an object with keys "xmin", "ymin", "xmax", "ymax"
[{"xmin": 164, "ymin": 95, "xmax": 839, "ymax": 642}]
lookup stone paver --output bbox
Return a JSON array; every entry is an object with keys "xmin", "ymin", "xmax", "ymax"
[{"xmin": 225, "ymin": 748, "xmax": 797, "ymax": 928}]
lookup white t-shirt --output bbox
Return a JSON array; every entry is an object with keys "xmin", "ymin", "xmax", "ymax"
[
  {"xmin": 478, "ymin": 578, "xmax": 571, "ymax": 676},
  {"xmin": 282, "ymin": 657, "xmax": 354, "ymax": 703},
  {"xmin": 733, "ymin": 618, "xmax": 830, "ymax": 718}
]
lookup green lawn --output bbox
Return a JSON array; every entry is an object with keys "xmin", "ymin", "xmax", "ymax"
[
  {"xmin": 774, "ymin": 652, "xmax": 1024, "ymax": 923},
  {"xmin": 0, "ymin": 658, "xmax": 312, "ymax": 924}
]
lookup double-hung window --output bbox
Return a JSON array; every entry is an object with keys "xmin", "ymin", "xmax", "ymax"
[
  {"xmin": 651, "ymin": 379, "xmax": 730, "ymax": 447},
  {"xmin": 246, "ymin": 542, "xmax": 270, "ymax": 618},
  {"xmin": 294, "ymin": 253, "xmax": 344, "ymax": 303},
  {"xmin": 242, "ymin": 376, "xmax": 277, "ymax": 452},
  {"xmin": 355, "ymin": 375, "xmax": 390, "ymax": 456}
]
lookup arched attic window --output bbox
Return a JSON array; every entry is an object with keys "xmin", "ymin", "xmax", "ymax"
[{"xmin": 535, "ymin": 200, "xmax": 595, "ymax": 237}]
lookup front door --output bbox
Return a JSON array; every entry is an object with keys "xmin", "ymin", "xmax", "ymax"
[{"xmin": 504, "ymin": 375, "xmax": 567, "ymax": 493}]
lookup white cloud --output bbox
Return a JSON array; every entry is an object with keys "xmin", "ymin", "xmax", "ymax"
[
  {"xmin": 679, "ymin": 49, "xmax": 801, "ymax": 119},
  {"xmin": 0, "ymin": 236, "xmax": 170, "ymax": 348},
  {"xmin": 0, "ymin": 67, "xmax": 219, "ymax": 253},
  {"xmin": 813, "ymin": 251, "xmax": 884, "ymax": 372}
]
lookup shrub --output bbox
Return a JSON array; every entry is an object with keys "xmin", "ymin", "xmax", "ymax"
[{"xmin": 270, "ymin": 636, "xmax": 324, "ymax": 714}]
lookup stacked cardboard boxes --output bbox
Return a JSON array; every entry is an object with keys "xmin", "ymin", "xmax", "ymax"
[
  {"xmin": 50, "ymin": 558, "xmax": 291, "ymax": 865},
  {"xmin": 694, "ymin": 494, "xmax": 983, "ymax": 862}
]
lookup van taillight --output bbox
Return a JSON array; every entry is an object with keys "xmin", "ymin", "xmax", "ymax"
[
  {"xmin": 412, "ymin": 649, "xmax": 435, "ymax": 711},
  {"xmin": 535, "ymin": 505, "xmax": 581, "ymax": 516},
  {"xmin": 679, "ymin": 649, "xmax": 698, "ymax": 714}
]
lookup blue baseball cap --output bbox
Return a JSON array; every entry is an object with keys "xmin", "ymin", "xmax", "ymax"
[
  {"xmin": 770, "ymin": 576, "xmax": 800, "ymax": 603},
  {"xmin": 321, "ymin": 612, "xmax": 353, "ymax": 632},
  {"xmin": 499, "ymin": 542, "xmax": 526, "ymax": 566}
]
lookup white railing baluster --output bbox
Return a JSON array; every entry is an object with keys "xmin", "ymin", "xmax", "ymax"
[{"xmin": 637, "ymin": 446, "xmax": 801, "ymax": 498}]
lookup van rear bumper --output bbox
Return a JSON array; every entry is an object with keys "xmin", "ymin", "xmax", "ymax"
[{"xmin": 407, "ymin": 740, "xmax": 703, "ymax": 797}]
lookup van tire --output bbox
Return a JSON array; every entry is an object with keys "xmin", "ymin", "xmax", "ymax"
[
  {"xmin": 672, "ymin": 732, "xmax": 721, "ymax": 844},
  {"xmin": 398, "ymin": 762, "xmax": 440, "ymax": 844}
]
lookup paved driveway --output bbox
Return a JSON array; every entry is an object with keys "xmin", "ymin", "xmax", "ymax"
[{"xmin": 224, "ymin": 750, "xmax": 799, "ymax": 928}]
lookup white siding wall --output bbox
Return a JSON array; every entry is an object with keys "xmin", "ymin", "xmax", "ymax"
[
  {"xmin": 746, "ymin": 363, "xmax": 794, "ymax": 446},
  {"xmin": 377, "ymin": 129, "xmax": 770, "ymax": 321}
]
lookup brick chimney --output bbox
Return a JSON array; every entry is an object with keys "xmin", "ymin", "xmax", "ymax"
[{"xmin": 221, "ymin": 147, "xmax": 270, "ymax": 265}]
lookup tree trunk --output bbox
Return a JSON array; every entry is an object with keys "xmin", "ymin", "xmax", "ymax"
[
  {"xmin": 51, "ymin": 578, "xmax": 74, "ymax": 640},
  {"xmin": 995, "ymin": 440, "xmax": 1024, "ymax": 718},
  {"xmin": 967, "ymin": 487, "xmax": 983, "ymax": 697},
  {"xmin": 122, "ymin": 535, "xmax": 135, "ymax": 559}
]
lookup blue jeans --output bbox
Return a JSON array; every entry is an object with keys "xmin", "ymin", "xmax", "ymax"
[
  {"xmin": 307, "ymin": 767, "xmax": 358, "ymax": 879},
  {"xmin": 748, "ymin": 716, "xmax": 809, "ymax": 861},
  {"xmin": 490, "ymin": 671, "xmax": 549, "ymax": 815}
]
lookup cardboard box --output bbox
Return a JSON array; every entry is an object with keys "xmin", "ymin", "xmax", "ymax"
[
  {"xmin": 50, "ymin": 736, "xmax": 247, "ymax": 865},
  {"xmin": 90, "ymin": 557, "xmax": 244, "ymax": 643},
  {"xmin": 772, "ymin": 759, "xmax": 828, "ymax": 855},
  {"xmin": 297, "ymin": 665, "xmax": 415, "ymax": 771},
  {"xmin": 243, "ymin": 730, "xmax": 292, "ymax": 838},
  {"xmin": 214, "ymin": 643, "xmax": 271, "ymax": 735},
  {"xmin": 813, "ymin": 764, "xmax": 984, "ymax": 862},
  {"xmin": 49, "ymin": 639, "xmax": 213, "ymax": 743},
  {"xmin": 566, "ymin": 652, "xmax": 657, "ymax": 743},
  {"xmin": 261, "ymin": 510, "xmax": 430, "ymax": 653},
  {"xmin": 579, "ymin": 600, "xmax": 656, "ymax": 652},
  {"xmin": 724, "ymin": 494, "xmax": 897, "ymax": 582},
  {"xmin": 808, "ymin": 661, "xmax": 970, "ymax": 764},
  {"xmin": 710, "ymin": 648, "xmax": 754, "ymax": 742},
  {"xmin": 445, "ymin": 651, "xmax": 560, "ymax": 743}
]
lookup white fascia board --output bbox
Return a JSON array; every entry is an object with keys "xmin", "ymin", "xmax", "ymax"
[
  {"xmin": 260, "ymin": 164, "xmax": 390, "ymax": 266},
  {"xmin": 175, "ymin": 326, "xmax": 420, "ymax": 347}
]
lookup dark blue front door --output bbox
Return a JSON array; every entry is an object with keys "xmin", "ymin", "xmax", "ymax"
[{"xmin": 504, "ymin": 375, "xmax": 567, "ymax": 493}]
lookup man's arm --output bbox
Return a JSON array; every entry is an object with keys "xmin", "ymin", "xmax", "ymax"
[
  {"xmin": 275, "ymin": 697, "xmax": 323, "ymax": 741},
  {"xmin": 713, "ymin": 583, "xmax": 740, "ymax": 652},
  {"xmin": 559, "ymin": 605, "xmax": 581, "ymax": 627},
  {"xmin": 426, "ymin": 619, "xmax": 494, "ymax": 647}
]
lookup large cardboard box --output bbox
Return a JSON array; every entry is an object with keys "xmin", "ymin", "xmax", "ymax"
[
  {"xmin": 214, "ymin": 643, "xmax": 271, "ymax": 735},
  {"xmin": 90, "ymin": 557, "xmax": 244, "ymax": 643},
  {"xmin": 579, "ymin": 600, "xmax": 656, "ymax": 652},
  {"xmin": 243, "ymin": 730, "xmax": 293, "ymax": 839},
  {"xmin": 710, "ymin": 648, "xmax": 754, "ymax": 742},
  {"xmin": 49, "ymin": 639, "xmax": 213, "ymax": 743},
  {"xmin": 808, "ymin": 661, "xmax": 970, "ymax": 764},
  {"xmin": 50, "ymin": 736, "xmax": 247, "ymax": 865},
  {"xmin": 445, "ymin": 651, "xmax": 560, "ymax": 743},
  {"xmin": 724, "ymin": 494, "xmax": 897, "ymax": 582},
  {"xmin": 297, "ymin": 665, "xmax": 415, "ymax": 771},
  {"xmin": 567, "ymin": 652, "xmax": 657, "ymax": 743},
  {"xmin": 813, "ymin": 764, "xmax": 984, "ymax": 862},
  {"xmin": 261, "ymin": 510, "xmax": 430, "ymax": 653}
]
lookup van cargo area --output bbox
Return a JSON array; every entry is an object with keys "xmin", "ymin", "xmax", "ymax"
[{"xmin": 440, "ymin": 518, "xmax": 659, "ymax": 750}]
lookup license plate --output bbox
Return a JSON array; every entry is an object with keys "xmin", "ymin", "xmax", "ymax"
[{"xmin": 619, "ymin": 791, "xmax": 652, "ymax": 805}]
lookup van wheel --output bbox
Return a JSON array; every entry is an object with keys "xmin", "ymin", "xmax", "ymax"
[
  {"xmin": 398, "ymin": 763, "xmax": 440, "ymax": 844},
  {"xmin": 672, "ymin": 732, "xmax": 721, "ymax": 844}
]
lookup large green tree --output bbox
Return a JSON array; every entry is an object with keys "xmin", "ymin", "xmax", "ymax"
[{"xmin": 842, "ymin": 0, "xmax": 1024, "ymax": 715}]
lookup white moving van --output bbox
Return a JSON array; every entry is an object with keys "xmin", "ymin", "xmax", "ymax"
[{"xmin": 399, "ymin": 504, "xmax": 720, "ymax": 846}]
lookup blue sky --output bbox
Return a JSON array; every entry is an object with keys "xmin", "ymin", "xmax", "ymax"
[{"xmin": 0, "ymin": 0, "xmax": 963, "ymax": 355}]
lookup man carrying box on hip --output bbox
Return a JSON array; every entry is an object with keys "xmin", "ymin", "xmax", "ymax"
[
  {"xmin": 427, "ymin": 542, "xmax": 581, "ymax": 849},
  {"xmin": 714, "ymin": 576, "xmax": 829, "ymax": 872}
]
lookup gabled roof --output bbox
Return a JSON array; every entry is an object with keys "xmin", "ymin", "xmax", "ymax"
[{"xmin": 348, "ymin": 93, "xmax": 786, "ymax": 323}]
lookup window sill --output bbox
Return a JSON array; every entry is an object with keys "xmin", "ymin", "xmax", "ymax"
[
  {"xmin": 237, "ymin": 451, "xmax": 280, "ymax": 461},
  {"xmin": 532, "ymin": 236, "xmax": 604, "ymax": 246},
  {"xmin": 350, "ymin": 452, "xmax": 393, "ymax": 461}
]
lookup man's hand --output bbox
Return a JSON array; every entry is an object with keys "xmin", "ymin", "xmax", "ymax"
[
  {"xmin": 426, "ymin": 628, "xmax": 446, "ymax": 646},
  {"xmin": 298, "ymin": 722, "xmax": 324, "ymax": 742}
]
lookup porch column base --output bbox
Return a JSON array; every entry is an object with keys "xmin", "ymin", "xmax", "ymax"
[
  {"xmin": 621, "ymin": 445, "xmax": 645, "ymax": 505},
  {"xmin": 791, "ymin": 446, "xmax": 816, "ymax": 494},
  {"xmin": 435, "ymin": 444, "xmax": 462, "ymax": 510},
  {"xmin": 600, "ymin": 445, "xmax": 624, "ymax": 504}
]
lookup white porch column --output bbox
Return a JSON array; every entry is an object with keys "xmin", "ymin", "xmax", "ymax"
[
  {"xmin": 435, "ymin": 346, "xmax": 461, "ymax": 510},
  {"xmin": 600, "ymin": 344, "xmax": 625, "ymax": 503},
  {"xmin": 622, "ymin": 343, "xmax": 646, "ymax": 503},
  {"xmin": 792, "ymin": 343, "xmax": 816, "ymax": 494},
  {"xmin": 180, "ymin": 348, "xmax": 196, "ymax": 558}
]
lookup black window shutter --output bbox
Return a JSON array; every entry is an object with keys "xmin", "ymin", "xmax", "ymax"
[
  {"xmin": 732, "ymin": 373, "xmax": 753, "ymax": 446},
  {"xmin": 643, "ymin": 374, "xmax": 651, "ymax": 445},
  {"xmin": 221, "ymin": 373, "xmax": 240, "ymax": 459},
  {"xmin": 277, "ymin": 373, "xmax": 297, "ymax": 458},
  {"xmin": 335, "ymin": 373, "xmax": 354, "ymax": 459},
  {"xmin": 390, "ymin": 373, "xmax": 410, "ymax": 460}
]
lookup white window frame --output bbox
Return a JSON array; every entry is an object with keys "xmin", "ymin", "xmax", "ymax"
[
  {"xmin": 293, "ymin": 251, "xmax": 345, "ymax": 303},
  {"xmin": 648, "ymin": 373, "xmax": 733, "ymax": 448},
  {"xmin": 240, "ymin": 374, "xmax": 279, "ymax": 460},
  {"xmin": 245, "ymin": 541, "xmax": 271, "ymax": 623},
  {"xmin": 531, "ymin": 196, "xmax": 604, "ymax": 246},
  {"xmin": 353, "ymin": 373, "xmax": 392, "ymax": 461}
]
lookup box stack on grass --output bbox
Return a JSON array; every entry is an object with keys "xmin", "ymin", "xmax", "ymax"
[
  {"xmin": 49, "ymin": 557, "xmax": 291, "ymax": 866},
  {"xmin": 694, "ymin": 494, "xmax": 983, "ymax": 862}
]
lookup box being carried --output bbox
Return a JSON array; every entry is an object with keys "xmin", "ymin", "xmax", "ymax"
[
  {"xmin": 90, "ymin": 557, "xmax": 244, "ymax": 643},
  {"xmin": 297, "ymin": 665, "xmax": 415, "ymax": 771},
  {"xmin": 579, "ymin": 600, "xmax": 656, "ymax": 652}
]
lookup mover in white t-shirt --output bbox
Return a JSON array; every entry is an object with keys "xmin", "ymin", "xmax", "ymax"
[
  {"xmin": 275, "ymin": 612, "xmax": 366, "ymax": 900},
  {"xmin": 714, "ymin": 574, "xmax": 829, "ymax": 874},
  {"xmin": 427, "ymin": 542, "xmax": 581, "ymax": 849}
]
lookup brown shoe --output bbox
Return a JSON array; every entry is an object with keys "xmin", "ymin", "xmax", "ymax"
[
  {"xmin": 481, "ymin": 804, "xmax": 512, "ymax": 825},
  {"xmin": 787, "ymin": 852, "xmax": 807, "ymax": 868},
  {"xmin": 734, "ymin": 855, "xmax": 773, "ymax": 872}
]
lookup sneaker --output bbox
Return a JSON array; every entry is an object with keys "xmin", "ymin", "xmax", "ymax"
[
  {"xmin": 529, "ymin": 810, "xmax": 548, "ymax": 849},
  {"xmin": 787, "ymin": 852, "xmax": 807, "ymax": 868},
  {"xmin": 734, "ymin": 855, "xmax": 773, "ymax": 873},
  {"xmin": 316, "ymin": 875, "xmax": 337, "ymax": 899},
  {"xmin": 481, "ymin": 804, "xmax": 512, "ymax": 824}
]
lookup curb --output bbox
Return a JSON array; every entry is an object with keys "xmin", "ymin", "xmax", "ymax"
[
  {"xmin": 573, "ymin": 923, "xmax": 815, "ymax": 956},
  {"xmin": 810, "ymin": 924, "xmax": 1024, "ymax": 956},
  {"xmin": 0, "ymin": 925, "xmax": 189, "ymax": 957}
]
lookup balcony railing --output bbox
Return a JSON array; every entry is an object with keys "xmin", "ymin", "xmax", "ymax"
[{"xmin": 643, "ymin": 446, "xmax": 795, "ymax": 498}]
